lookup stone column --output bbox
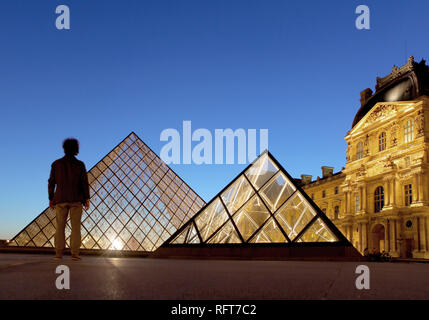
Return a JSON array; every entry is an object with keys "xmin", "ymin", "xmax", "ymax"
[
  {"xmin": 414, "ymin": 217, "xmax": 420, "ymax": 253},
  {"xmin": 390, "ymin": 219, "xmax": 397, "ymax": 252},
  {"xmin": 343, "ymin": 192, "xmax": 348, "ymax": 215},
  {"xmin": 391, "ymin": 179, "xmax": 397, "ymax": 207},
  {"xmin": 362, "ymin": 222, "xmax": 368, "ymax": 251},
  {"xmin": 426, "ymin": 217, "xmax": 429, "ymax": 253},
  {"xmin": 358, "ymin": 223, "xmax": 363, "ymax": 252},
  {"xmin": 418, "ymin": 173, "xmax": 424, "ymax": 204},
  {"xmin": 347, "ymin": 191, "xmax": 352, "ymax": 215},
  {"xmin": 358, "ymin": 186, "xmax": 362, "ymax": 212},
  {"xmin": 413, "ymin": 173, "xmax": 420, "ymax": 203},
  {"xmin": 385, "ymin": 221, "xmax": 390, "ymax": 252},
  {"xmin": 419, "ymin": 217, "xmax": 427, "ymax": 252},
  {"xmin": 363, "ymin": 185, "xmax": 367, "ymax": 212},
  {"xmin": 396, "ymin": 219, "xmax": 401, "ymax": 255},
  {"xmin": 389, "ymin": 218, "xmax": 399, "ymax": 257},
  {"xmin": 384, "ymin": 180, "xmax": 390, "ymax": 207}
]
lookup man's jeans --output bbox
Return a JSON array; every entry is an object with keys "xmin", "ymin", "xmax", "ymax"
[{"xmin": 55, "ymin": 202, "xmax": 83, "ymax": 256}]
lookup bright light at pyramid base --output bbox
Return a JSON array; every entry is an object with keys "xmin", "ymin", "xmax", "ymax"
[{"xmin": 111, "ymin": 238, "xmax": 123, "ymax": 250}]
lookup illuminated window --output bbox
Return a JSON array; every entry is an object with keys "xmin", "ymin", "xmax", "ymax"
[
  {"xmin": 374, "ymin": 186, "xmax": 384, "ymax": 213},
  {"xmin": 335, "ymin": 186, "xmax": 339, "ymax": 195},
  {"xmin": 379, "ymin": 132, "xmax": 386, "ymax": 151},
  {"xmin": 404, "ymin": 184, "xmax": 412, "ymax": 206},
  {"xmin": 355, "ymin": 196, "xmax": 360, "ymax": 213},
  {"xmin": 404, "ymin": 119, "xmax": 414, "ymax": 143},
  {"xmin": 334, "ymin": 205, "xmax": 339, "ymax": 219},
  {"xmin": 356, "ymin": 142, "xmax": 364, "ymax": 160}
]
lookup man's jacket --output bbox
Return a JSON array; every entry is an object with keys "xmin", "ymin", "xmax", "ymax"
[{"xmin": 48, "ymin": 155, "xmax": 90, "ymax": 205}]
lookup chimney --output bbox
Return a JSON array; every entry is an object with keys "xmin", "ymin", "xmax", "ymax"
[
  {"xmin": 301, "ymin": 174, "xmax": 312, "ymax": 185},
  {"xmin": 360, "ymin": 88, "xmax": 373, "ymax": 106},
  {"xmin": 321, "ymin": 166, "xmax": 334, "ymax": 178}
]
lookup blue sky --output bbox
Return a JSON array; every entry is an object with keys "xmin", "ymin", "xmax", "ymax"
[{"xmin": 1, "ymin": 0, "xmax": 428, "ymax": 239}]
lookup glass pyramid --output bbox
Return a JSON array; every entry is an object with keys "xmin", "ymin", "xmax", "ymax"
[
  {"xmin": 8, "ymin": 132, "xmax": 205, "ymax": 252},
  {"xmin": 165, "ymin": 152, "xmax": 348, "ymax": 246}
]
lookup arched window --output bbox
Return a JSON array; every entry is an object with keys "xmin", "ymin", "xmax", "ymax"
[
  {"xmin": 356, "ymin": 142, "xmax": 364, "ymax": 160},
  {"xmin": 404, "ymin": 119, "xmax": 414, "ymax": 143},
  {"xmin": 374, "ymin": 186, "xmax": 384, "ymax": 213},
  {"xmin": 379, "ymin": 132, "xmax": 386, "ymax": 151}
]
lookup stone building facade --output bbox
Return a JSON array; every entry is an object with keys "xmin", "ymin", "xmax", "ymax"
[{"xmin": 301, "ymin": 57, "xmax": 429, "ymax": 258}]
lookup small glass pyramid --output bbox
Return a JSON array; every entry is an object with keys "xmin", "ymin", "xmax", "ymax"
[
  {"xmin": 8, "ymin": 132, "xmax": 205, "ymax": 251},
  {"xmin": 165, "ymin": 152, "xmax": 346, "ymax": 246}
]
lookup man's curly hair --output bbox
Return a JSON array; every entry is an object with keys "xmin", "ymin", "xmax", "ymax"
[{"xmin": 63, "ymin": 138, "xmax": 79, "ymax": 156}]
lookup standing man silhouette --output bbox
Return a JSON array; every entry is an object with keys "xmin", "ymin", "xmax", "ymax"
[{"xmin": 49, "ymin": 138, "xmax": 90, "ymax": 261}]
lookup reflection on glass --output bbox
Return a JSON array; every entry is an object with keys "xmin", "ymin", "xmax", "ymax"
[
  {"xmin": 249, "ymin": 218, "xmax": 287, "ymax": 243},
  {"xmin": 245, "ymin": 154, "xmax": 278, "ymax": 190},
  {"xmin": 186, "ymin": 223, "xmax": 200, "ymax": 244},
  {"xmin": 298, "ymin": 218, "xmax": 337, "ymax": 242},
  {"xmin": 274, "ymin": 192, "xmax": 316, "ymax": 240},
  {"xmin": 260, "ymin": 172, "xmax": 296, "ymax": 212},
  {"xmin": 233, "ymin": 195, "xmax": 270, "ymax": 241},
  {"xmin": 207, "ymin": 221, "xmax": 241, "ymax": 244},
  {"xmin": 195, "ymin": 198, "xmax": 229, "ymax": 242},
  {"xmin": 221, "ymin": 175, "xmax": 254, "ymax": 215}
]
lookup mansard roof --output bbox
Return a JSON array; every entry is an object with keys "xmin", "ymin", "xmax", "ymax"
[{"xmin": 352, "ymin": 56, "xmax": 429, "ymax": 128}]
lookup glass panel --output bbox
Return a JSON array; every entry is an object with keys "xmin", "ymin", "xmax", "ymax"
[
  {"xmin": 245, "ymin": 154, "xmax": 278, "ymax": 190},
  {"xmin": 26, "ymin": 223, "xmax": 41, "ymax": 239},
  {"xmin": 35, "ymin": 214, "xmax": 50, "ymax": 229},
  {"xmin": 195, "ymin": 198, "xmax": 229, "ymax": 242},
  {"xmin": 221, "ymin": 175, "xmax": 254, "ymax": 215},
  {"xmin": 42, "ymin": 223, "xmax": 55, "ymax": 240},
  {"xmin": 298, "ymin": 218, "xmax": 337, "ymax": 242},
  {"xmin": 207, "ymin": 220, "xmax": 241, "ymax": 244},
  {"xmin": 260, "ymin": 172, "xmax": 296, "ymax": 212},
  {"xmin": 171, "ymin": 225, "xmax": 190, "ymax": 244},
  {"xmin": 233, "ymin": 195, "xmax": 270, "ymax": 241},
  {"xmin": 185, "ymin": 223, "xmax": 200, "ymax": 244},
  {"xmin": 82, "ymin": 235, "xmax": 96, "ymax": 249},
  {"xmin": 96, "ymin": 234, "xmax": 110, "ymax": 250},
  {"xmin": 249, "ymin": 218, "xmax": 287, "ymax": 243},
  {"xmin": 127, "ymin": 237, "xmax": 140, "ymax": 251},
  {"xmin": 274, "ymin": 192, "xmax": 316, "ymax": 241},
  {"xmin": 14, "ymin": 231, "xmax": 31, "ymax": 246}
]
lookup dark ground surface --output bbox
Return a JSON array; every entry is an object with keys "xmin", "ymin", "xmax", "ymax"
[{"xmin": 0, "ymin": 253, "xmax": 428, "ymax": 300}]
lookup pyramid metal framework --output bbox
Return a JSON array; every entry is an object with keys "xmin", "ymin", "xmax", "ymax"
[
  {"xmin": 8, "ymin": 132, "xmax": 205, "ymax": 252},
  {"xmin": 164, "ymin": 152, "xmax": 349, "ymax": 247}
]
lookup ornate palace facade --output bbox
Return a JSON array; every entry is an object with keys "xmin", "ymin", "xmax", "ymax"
[{"xmin": 301, "ymin": 57, "xmax": 429, "ymax": 258}]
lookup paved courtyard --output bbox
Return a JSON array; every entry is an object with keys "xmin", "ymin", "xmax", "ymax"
[{"xmin": 0, "ymin": 253, "xmax": 428, "ymax": 299}]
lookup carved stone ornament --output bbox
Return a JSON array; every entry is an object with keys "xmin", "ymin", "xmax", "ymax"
[
  {"xmin": 356, "ymin": 164, "xmax": 366, "ymax": 177},
  {"xmin": 384, "ymin": 155, "xmax": 395, "ymax": 169},
  {"xmin": 415, "ymin": 110, "xmax": 424, "ymax": 137},
  {"xmin": 390, "ymin": 121, "xmax": 398, "ymax": 146},
  {"xmin": 364, "ymin": 104, "xmax": 397, "ymax": 127},
  {"xmin": 364, "ymin": 134, "xmax": 370, "ymax": 156}
]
